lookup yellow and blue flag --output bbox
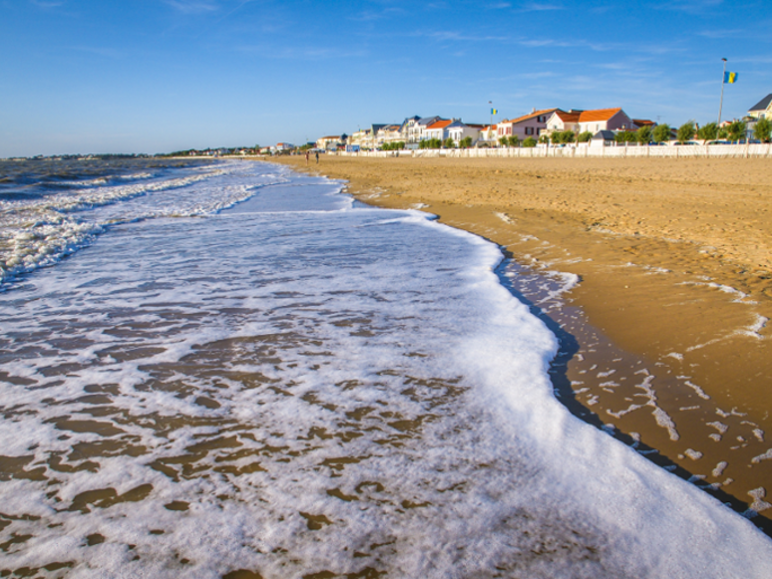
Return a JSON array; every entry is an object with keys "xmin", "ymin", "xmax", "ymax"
[
  {"xmin": 724, "ymin": 71, "xmax": 738, "ymax": 84},
  {"xmin": 491, "ymin": 108, "xmax": 498, "ymax": 115}
]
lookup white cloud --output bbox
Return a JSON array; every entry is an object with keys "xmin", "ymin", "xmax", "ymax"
[
  {"xmin": 30, "ymin": 0, "xmax": 65, "ymax": 7},
  {"xmin": 519, "ymin": 2, "xmax": 564, "ymax": 10},
  {"xmin": 163, "ymin": 0, "xmax": 219, "ymax": 14}
]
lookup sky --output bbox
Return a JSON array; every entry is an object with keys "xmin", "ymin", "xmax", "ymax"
[{"xmin": 1, "ymin": 0, "xmax": 770, "ymax": 156}]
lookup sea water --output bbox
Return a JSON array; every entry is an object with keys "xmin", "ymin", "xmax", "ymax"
[{"xmin": 0, "ymin": 159, "xmax": 771, "ymax": 578}]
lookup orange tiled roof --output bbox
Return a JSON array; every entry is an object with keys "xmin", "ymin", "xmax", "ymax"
[
  {"xmin": 632, "ymin": 119, "xmax": 654, "ymax": 126},
  {"xmin": 553, "ymin": 110, "xmax": 582, "ymax": 123},
  {"xmin": 427, "ymin": 119, "xmax": 453, "ymax": 130},
  {"xmin": 578, "ymin": 108, "xmax": 622, "ymax": 122},
  {"xmin": 507, "ymin": 108, "xmax": 560, "ymax": 125}
]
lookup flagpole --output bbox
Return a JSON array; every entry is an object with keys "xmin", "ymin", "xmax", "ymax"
[{"xmin": 717, "ymin": 57, "xmax": 727, "ymax": 128}]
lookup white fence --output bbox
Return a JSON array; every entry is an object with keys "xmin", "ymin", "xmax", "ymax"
[{"xmin": 333, "ymin": 143, "xmax": 772, "ymax": 159}]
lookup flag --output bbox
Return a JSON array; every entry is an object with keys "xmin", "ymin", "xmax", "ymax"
[
  {"xmin": 724, "ymin": 71, "xmax": 738, "ymax": 84},
  {"xmin": 491, "ymin": 108, "xmax": 498, "ymax": 115}
]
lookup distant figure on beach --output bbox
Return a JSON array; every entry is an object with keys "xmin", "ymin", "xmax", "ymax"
[
  {"xmin": 315, "ymin": 151, "xmax": 319, "ymax": 164},
  {"xmin": 305, "ymin": 151, "xmax": 309, "ymax": 165}
]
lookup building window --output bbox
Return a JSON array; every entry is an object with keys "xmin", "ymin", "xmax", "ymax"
[
  {"xmin": 525, "ymin": 127, "xmax": 534, "ymax": 135},
  {"xmin": 537, "ymin": 116, "xmax": 545, "ymax": 122}
]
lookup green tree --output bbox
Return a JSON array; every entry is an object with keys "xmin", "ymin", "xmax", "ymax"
[
  {"xmin": 697, "ymin": 122, "xmax": 718, "ymax": 142},
  {"xmin": 444, "ymin": 137, "xmax": 456, "ymax": 148},
  {"xmin": 754, "ymin": 117, "xmax": 772, "ymax": 142},
  {"xmin": 636, "ymin": 126, "xmax": 652, "ymax": 144},
  {"xmin": 727, "ymin": 120, "xmax": 746, "ymax": 143},
  {"xmin": 615, "ymin": 131, "xmax": 637, "ymax": 144},
  {"xmin": 560, "ymin": 130, "xmax": 575, "ymax": 144},
  {"xmin": 676, "ymin": 120, "xmax": 696, "ymax": 144},
  {"xmin": 653, "ymin": 123, "xmax": 671, "ymax": 143},
  {"xmin": 508, "ymin": 135, "xmax": 520, "ymax": 147},
  {"xmin": 539, "ymin": 134, "xmax": 550, "ymax": 144},
  {"xmin": 577, "ymin": 131, "xmax": 593, "ymax": 143},
  {"xmin": 499, "ymin": 136, "xmax": 509, "ymax": 147},
  {"xmin": 523, "ymin": 137, "xmax": 538, "ymax": 148},
  {"xmin": 460, "ymin": 136, "xmax": 473, "ymax": 148}
]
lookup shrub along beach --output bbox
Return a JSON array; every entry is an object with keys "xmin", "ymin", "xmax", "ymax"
[{"xmin": 272, "ymin": 153, "xmax": 772, "ymax": 529}]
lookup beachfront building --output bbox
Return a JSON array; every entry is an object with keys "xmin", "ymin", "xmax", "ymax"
[
  {"xmin": 577, "ymin": 108, "xmax": 634, "ymax": 133},
  {"xmin": 347, "ymin": 125, "xmax": 388, "ymax": 150},
  {"xmin": 497, "ymin": 108, "xmax": 559, "ymax": 140},
  {"xmin": 347, "ymin": 129, "xmax": 371, "ymax": 149},
  {"xmin": 376, "ymin": 124, "xmax": 404, "ymax": 146},
  {"xmin": 748, "ymin": 94, "xmax": 772, "ymax": 120},
  {"xmin": 423, "ymin": 119, "xmax": 454, "ymax": 142},
  {"xmin": 545, "ymin": 108, "xmax": 633, "ymax": 138},
  {"xmin": 405, "ymin": 116, "xmax": 443, "ymax": 144},
  {"xmin": 545, "ymin": 110, "xmax": 582, "ymax": 134},
  {"xmin": 315, "ymin": 136, "xmax": 341, "ymax": 151},
  {"xmin": 447, "ymin": 121, "xmax": 483, "ymax": 145},
  {"xmin": 273, "ymin": 143, "xmax": 295, "ymax": 153},
  {"xmin": 478, "ymin": 124, "xmax": 498, "ymax": 144}
]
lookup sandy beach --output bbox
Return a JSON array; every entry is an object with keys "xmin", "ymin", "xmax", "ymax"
[{"xmin": 272, "ymin": 154, "xmax": 772, "ymax": 528}]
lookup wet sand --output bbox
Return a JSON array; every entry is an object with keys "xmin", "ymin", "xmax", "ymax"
[{"xmin": 270, "ymin": 154, "xmax": 772, "ymax": 528}]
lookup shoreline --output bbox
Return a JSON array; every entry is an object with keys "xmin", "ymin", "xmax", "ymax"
[{"xmin": 269, "ymin": 154, "xmax": 772, "ymax": 530}]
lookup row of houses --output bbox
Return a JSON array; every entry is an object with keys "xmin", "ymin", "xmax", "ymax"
[
  {"xmin": 311, "ymin": 94, "xmax": 772, "ymax": 151},
  {"xmin": 315, "ymin": 107, "xmax": 652, "ymax": 151}
]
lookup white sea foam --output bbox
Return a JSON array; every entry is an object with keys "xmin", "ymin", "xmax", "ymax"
[
  {"xmin": 0, "ymin": 160, "xmax": 288, "ymax": 285},
  {"xmin": 0, "ymin": 162, "xmax": 770, "ymax": 577}
]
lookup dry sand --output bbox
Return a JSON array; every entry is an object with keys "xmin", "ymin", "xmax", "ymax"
[{"xmin": 270, "ymin": 154, "xmax": 772, "ymax": 528}]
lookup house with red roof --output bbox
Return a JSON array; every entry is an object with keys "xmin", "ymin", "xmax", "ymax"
[
  {"xmin": 632, "ymin": 119, "xmax": 656, "ymax": 129},
  {"xmin": 424, "ymin": 119, "xmax": 454, "ymax": 142},
  {"xmin": 478, "ymin": 124, "xmax": 498, "ymax": 144},
  {"xmin": 497, "ymin": 108, "xmax": 559, "ymax": 140},
  {"xmin": 545, "ymin": 108, "xmax": 633, "ymax": 136}
]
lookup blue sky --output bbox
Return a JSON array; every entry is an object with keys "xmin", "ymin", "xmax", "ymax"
[{"xmin": 1, "ymin": 0, "xmax": 769, "ymax": 156}]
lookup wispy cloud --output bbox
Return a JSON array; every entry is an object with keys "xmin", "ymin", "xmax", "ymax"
[
  {"xmin": 236, "ymin": 45, "xmax": 368, "ymax": 60},
  {"xmin": 698, "ymin": 28, "xmax": 745, "ymax": 38},
  {"xmin": 486, "ymin": 2, "xmax": 512, "ymax": 8},
  {"xmin": 425, "ymin": 30, "xmax": 510, "ymax": 42},
  {"xmin": 653, "ymin": 0, "xmax": 723, "ymax": 13},
  {"xmin": 164, "ymin": 0, "xmax": 219, "ymax": 14},
  {"xmin": 519, "ymin": 2, "xmax": 564, "ymax": 11},
  {"xmin": 30, "ymin": 0, "xmax": 65, "ymax": 7},
  {"xmin": 349, "ymin": 7, "xmax": 406, "ymax": 22}
]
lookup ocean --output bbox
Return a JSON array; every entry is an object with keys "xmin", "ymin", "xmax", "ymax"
[{"xmin": 1, "ymin": 158, "xmax": 770, "ymax": 578}]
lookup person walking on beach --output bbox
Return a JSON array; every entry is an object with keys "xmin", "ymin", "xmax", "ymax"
[
  {"xmin": 305, "ymin": 150, "xmax": 310, "ymax": 165},
  {"xmin": 315, "ymin": 151, "xmax": 319, "ymax": 164}
]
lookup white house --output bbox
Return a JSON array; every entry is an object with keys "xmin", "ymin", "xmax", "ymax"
[
  {"xmin": 545, "ymin": 108, "xmax": 633, "ymax": 136},
  {"xmin": 447, "ymin": 121, "xmax": 482, "ymax": 144},
  {"xmin": 478, "ymin": 124, "xmax": 498, "ymax": 144},
  {"xmin": 545, "ymin": 110, "xmax": 582, "ymax": 133},
  {"xmin": 315, "ymin": 136, "xmax": 340, "ymax": 150},
  {"xmin": 424, "ymin": 119, "xmax": 454, "ymax": 142},
  {"xmin": 405, "ymin": 116, "xmax": 443, "ymax": 143},
  {"xmin": 376, "ymin": 124, "xmax": 404, "ymax": 146},
  {"xmin": 577, "ymin": 108, "xmax": 633, "ymax": 133}
]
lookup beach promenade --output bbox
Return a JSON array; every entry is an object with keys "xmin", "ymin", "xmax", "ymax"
[{"xmin": 272, "ymin": 154, "xmax": 772, "ymax": 526}]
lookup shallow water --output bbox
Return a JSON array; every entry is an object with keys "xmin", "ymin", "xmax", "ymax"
[{"xmin": 1, "ymin": 160, "xmax": 771, "ymax": 578}]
